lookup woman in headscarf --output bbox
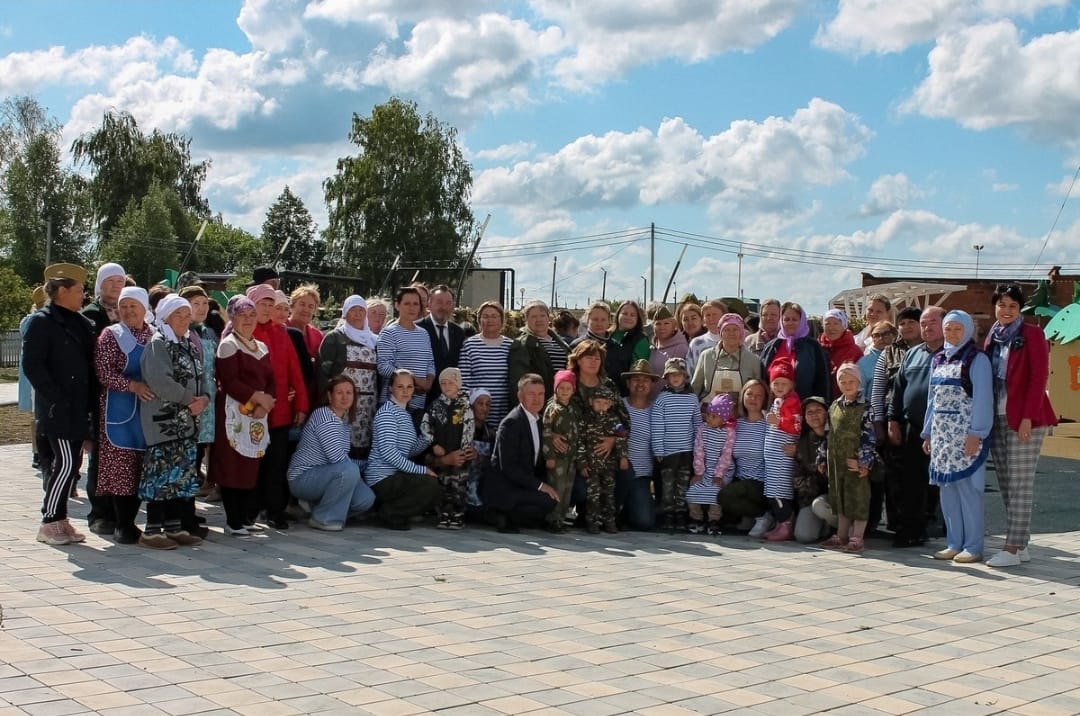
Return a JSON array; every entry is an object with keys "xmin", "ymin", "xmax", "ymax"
[
  {"xmin": 690, "ymin": 313, "xmax": 760, "ymax": 403},
  {"xmin": 819, "ymin": 308, "xmax": 863, "ymax": 401},
  {"xmin": 921, "ymin": 310, "xmax": 993, "ymax": 564},
  {"xmin": 94, "ymin": 286, "xmax": 155, "ymax": 544},
  {"xmin": 319, "ymin": 295, "xmax": 380, "ymax": 459},
  {"xmin": 179, "ymin": 285, "xmax": 219, "ymax": 501},
  {"xmin": 759, "ymin": 301, "xmax": 829, "ymax": 401},
  {"xmin": 137, "ymin": 294, "xmax": 210, "ymax": 549},
  {"xmin": 210, "ymin": 296, "xmax": 276, "ymax": 537},
  {"xmin": 982, "ymin": 284, "xmax": 1057, "ymax": 568}
]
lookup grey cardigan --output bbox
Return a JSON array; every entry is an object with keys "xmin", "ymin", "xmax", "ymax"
[{"xmin": 139, "ymin": 331, "xmax": 205, "ymax": 446}]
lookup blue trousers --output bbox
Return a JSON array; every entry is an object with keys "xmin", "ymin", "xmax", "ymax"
[
  {"xmin": 938, "ymin": 468, "xmax": 985, "ymax": 556},
  {"xmin": 289, "ymin": 459, "xmax": 375, "ymax": 527},
  {"xmin": 616, "ymin": 471, "xmax": 655, "ymax": 530}
]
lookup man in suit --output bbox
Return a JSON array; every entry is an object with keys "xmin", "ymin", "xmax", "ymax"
[
  {"xmin": 418, "ymin": 284, "xmax": 465, "ymax": 407},
  {"xmin": 485, "ymin": 374, "xmax": 560, "ymax": 533}
]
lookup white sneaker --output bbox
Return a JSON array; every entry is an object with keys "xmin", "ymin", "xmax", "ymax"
[
  {"xmin": 987, "ymin": 550, "xmax": 1022, "ymax": 568},
  {"xmin": 748, "ymin": 513, "xmax": 775, "ymax": 538},
  {"xmin": 1019, "ymin": 547, "xmax": 1030, "ymax": 562}
]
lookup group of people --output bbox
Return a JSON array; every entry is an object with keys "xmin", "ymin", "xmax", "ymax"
[{"xmin": 21, "ymin": 263, "xmax": 1056, "ymax": 569}]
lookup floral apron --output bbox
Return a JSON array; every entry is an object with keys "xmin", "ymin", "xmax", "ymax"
[{"xmin": 928, "ymin": 360, "xmax": 989, "ymax": 485}]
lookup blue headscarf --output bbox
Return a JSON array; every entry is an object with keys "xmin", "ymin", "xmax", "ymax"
[{"xmin": 942, "ymin": 310, "xmax": 974, "ymax": 359}]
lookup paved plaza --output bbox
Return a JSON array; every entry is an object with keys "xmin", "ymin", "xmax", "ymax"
[{"xmin": 1, "ymin": 442, "xmax": 1078, "ymax": 716}]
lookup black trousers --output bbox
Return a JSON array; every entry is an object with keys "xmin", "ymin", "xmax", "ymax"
[
  {"xmin": 895, "ymin": 423, "xmax": 930, "ymax": 540},
  {"xmin": 371, "ymin": 472, "xmax": 442, "ymax": 523},
  {"xmin": 221, "ymin": 487, "xmax": 256, "ymax": 530},
  {"xmin": 41, "ymin": 437, "xmax": 83, "ymax": 523},
  {"xmin": 255, "ymin": 426, "xmax": 292, "ymax": 520}
]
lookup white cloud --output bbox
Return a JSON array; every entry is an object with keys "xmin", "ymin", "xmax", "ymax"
[
  {"xmin": 903, "ymin": 21, "xmax": 1080, "ymax": 143},
  {"xmin": 1046, "ymin": 172, "xmax": 1079, "ymax": 196},
  {"xmin": 472, "ymin": 141, "xmax": 535, "ymax": 161},
  {"xmin": 992, "ymin": 182, "xmax": 1018, "ymax": 192},
  {"xmin": 860, "ymin": 173, "xmax": 926, "ymax": 215},
  {"xmin": 815, "ymin": 0, "xmax": 1067, "ymax": 55},
  {"xmin": 359, "ymin": 14, "xmax": 563, "ymax": 110},
  {"xmin": 237, "ymin": 0, "xmax": 307, "ymax": 52},
  {"xmin": 474, "ymin": 99, "xmax": 872, "ymax": 226},
  {"xmin": 534, "ymin": 0, "xmax": 804, "ymax": 89},
  {"xmin": 304, "ymin": 0, "xmax": 496, "ymax": 37}
]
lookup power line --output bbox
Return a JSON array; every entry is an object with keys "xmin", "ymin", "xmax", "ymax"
[{"xmin": 1028, "ymin": 163, "xmax": 1079, "ymax": 278}]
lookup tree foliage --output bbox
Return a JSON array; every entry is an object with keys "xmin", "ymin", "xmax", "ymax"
[
  {"xmin": 262, "ymin": 186, "xmax": 323, "ymax": 274},
  {"xmin": 323, "ymin": 97, "xmax": 474, "ymax": 290},
  {"xmin": 71, "ymin": 110, "xmax": 210, "ymax": 238},
  {"xmin": 0, "ymin": 264, "xmax": 30, "ymax": 331},
  {"xmin": 97, "ymin": 183, "xmax": 181, "ymax": 287},
  {"xmin": 192, "ymin": 216, "xmax": 264, "ymax": 278}
]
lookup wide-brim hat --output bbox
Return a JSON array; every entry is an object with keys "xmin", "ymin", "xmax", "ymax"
[{"xmin": 621, "ymin": 358, "xmax": 660, "ymax": 381}]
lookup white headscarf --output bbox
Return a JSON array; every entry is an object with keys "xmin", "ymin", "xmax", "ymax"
[
  {"xmin": 118, "ymin": 286, "xmax": 152, "ymax": 327},
  {"xmin": 94, "ymin": 262, "xmax": 126, "ymax": 299},
  {"xmin": 338, "ymin": 295, "xmax": 377, "ymax": 348},
  {"xmin": 155, "ymin": 294, "xmax": 192, "ymax": 343}
]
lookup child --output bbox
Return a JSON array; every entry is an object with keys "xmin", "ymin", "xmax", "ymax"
[
  {"xmin": 755, "ymin": 357, "xmax": 802, "ymax": 540},
  {"xmin": 817, "ymin": 363, "xmax": 876, "ymax": 553},
  {"xmin": 687, "ymin": 393, "xmax": 737, "ymax": 535},
  {"xmin": 543, "ymin": 370, "xmax": 579, "ymax": 533},
  {"xmin": 578, "ymin": 385, "xmax": 629, "ymax": 534},
  {"xmin": 420, "ymin": 368, "xmax": 475, "ymax": 529},
  {"xmin": 650, "ymin": 357, "xmax": 701, "ymax": 530},
  {"xmin": 465, "ymin": 388, "xmax": 494, "ymax": 521}
]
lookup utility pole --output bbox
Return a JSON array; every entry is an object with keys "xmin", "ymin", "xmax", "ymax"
[
  {"xmin": 737, "ymin": 243, "xmax": 744, "ymax": 299},
  {"xmin": 973, "ymin": 244, "xmax": 985, "ymax": 279},
  {"xmin": 551, "ymin": 256, "xmax": 557, "ymax": 307},
  {"xmin": 650, "ymin": 222, "xmax": 655, "ymax": 303},
  {"xmin": 44, "ymin": 218, "xmax": 52, "ymax": 266},
  {"xmin": 600, "ymin": 267, "xmax": 607, "ymax": 303}
]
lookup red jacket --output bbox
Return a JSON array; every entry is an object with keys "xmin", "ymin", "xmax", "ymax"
[
  {"xmin": 983, "ymin": 322, "xmax": 1057, "ymax": 431},
  {"xmin": 820, "ymin": 330, "xmax": 863, "ymax": 400},
  {"xmin": 254, "ymin": 320, "xmax": 310, "ymax": 428}
]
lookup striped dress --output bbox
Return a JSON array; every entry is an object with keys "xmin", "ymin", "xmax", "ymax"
[
  {"xmin": 460, "ymin": 334, "xmax": 512, "ymax": 431},
  {"xmin": 287, "ymin": 407, "xmax": 350, "ymax": 481},
  {"xmin": 624, "ymin": 400, "xmax": 653, "ymax": 478},
  {"xmin": 364, "ymin": 400, "xmax": 433, "ymax": 486},
  {"xmin": 764, "ymin": 397, "xmax": 800, "ymax": 500},
  {"xmin": 376, "ymin": 322, "xmax": 436, "ymax": 410},
  {"xmin": 686, "ymin": 424, "xmax": 731, "ymax": 505},
  {"xmin": 732, "ymin": 417, "xmax": 767, "ymax": 482}
]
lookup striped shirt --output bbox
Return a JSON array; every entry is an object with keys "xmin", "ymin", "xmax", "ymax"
[
  {"xmin": 364, "ymin": 401, "xmax": 433, "ymax": 485},
  {"xmin": 288, "ymin": 407, "xmax": 350, "ymax": 481},
  {"xmin": 376, "ymin": 322, "xmax": 436, "ymax": 410},
  {"xmin": 460, "ymin": 334, "xmax": 512, "ymax": 430},
  {"xmin": 650, "ymin": 389, "xmax": 701, "ymax": 456},
  {"xmin": 732, "ymin": 417, "xmax": 767, "ymax": 482},
  {"xmin": 539, "ymin": 335, "xmax": 569, "ymax": 373},
  {"xmin": 624, "ymin": 399, "xmax": 653, "ymax": 478}
]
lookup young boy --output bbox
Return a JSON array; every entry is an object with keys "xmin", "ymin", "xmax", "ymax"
[
  {"xmin": 542, "ymin": 370, "xmax": 579, "ymax": 533},
  {"xmin": 578, "ymin": 386, "xmax": 629, "ymax": 534},
  {"xmin": 650, "ymin": 357, "xmax": 701, "ymax": 530},
  {"xmin": 420, "ymin": 368, "xmax": 475, "ymax": 529}
]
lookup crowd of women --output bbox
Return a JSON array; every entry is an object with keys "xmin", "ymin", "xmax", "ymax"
[{"xmin": 20, "ymin": 262, "xmax": 1056, "ymax": 569}]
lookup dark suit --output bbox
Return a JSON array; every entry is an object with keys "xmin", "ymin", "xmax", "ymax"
[
  {"xmin": 418, "ymin": 316, "xmax": 464, "ymax": 406},
  {"xmin": 485, "ymin": 405, "xmax": 557, "ymax": 523}
]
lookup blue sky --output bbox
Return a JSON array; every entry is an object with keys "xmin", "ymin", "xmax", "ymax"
[{"xmin": 2, "ymin": 0, "xmax": 1078, "ymax": 310}]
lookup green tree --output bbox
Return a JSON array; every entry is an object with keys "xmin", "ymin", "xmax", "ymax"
[
  {"xmin": 71, "ymin": 110, "xmax": 209, "ymax": 238},
  {"xmin": 262, "ymin": 186, "xmax": 323, "ymax": 274},
  {"xmin": 192, "ymin": 216, "xmax": 264, "ymax": 278},
  {"xmin": 323, "ymin": 97, "xmax": 474, "ymax": 290},
  {"xmin": 0, "ymin": 264, "xmax": 30, "ymax": 330},
  {"xmin": 97, "ymin": 183, "xmax": 181, "ymax": 287}
]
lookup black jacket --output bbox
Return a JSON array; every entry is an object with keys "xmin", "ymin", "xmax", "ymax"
[
  {"xmin": 21, "ymin": 303, "xmax": 97, "ymax": 440},
  {"xmin": 485, "ymin": 405, "xmax": 544, "ymax": 510},
  {"xmin": 417, "ymin": 316, "xmax": 464, "ymax": 405}
]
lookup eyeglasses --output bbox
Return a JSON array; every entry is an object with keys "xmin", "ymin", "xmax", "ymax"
[{"xmin": 871, "ymin": 332, "xmax": 896, "ymax": 338}]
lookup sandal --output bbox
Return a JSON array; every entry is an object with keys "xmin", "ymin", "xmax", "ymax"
[
  {"xmin": 819, "ymin": 534, "xmax": 845, "ymax": 549},
  {"xmin": 844, "ymin": 537, "xmax": 865, "ymax": 554}
]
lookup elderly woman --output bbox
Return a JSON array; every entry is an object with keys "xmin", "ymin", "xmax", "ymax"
[
  {"xmin": 922, "ymin": 310, "xmax": 993, "ymax": 564},
  {"xmin": 676, "ymin": 302, "xmax": 705, "ymax": 342},
  {"xmin": 287, "ymin": 283, "xmax": 324, "ymax": 361},
  {"xmin": 94, "ymin": 287, "xmax": 155, "ymax": 544},
  {"xmin": 210, "ymin": 296, "xmax": 276, "ymax": 537},
  {"xmin": 820, "ymin": 309, "xmax": 863, "ymax": 400},
  {"xmin": 717, "ymin": 380, "xmax": 771, "ymax": 527},
  {"xmin": 647, "ymin": 305, "xmax": 688, "ymax": 399},
  {"xmin": 760, "ymin": 301, "xmax": 829, "ymax": 401},
  {"xmin": 983, "ymin": 284, "xmax": 1057, "ymax": 568},
  {"xmin": 319, "ymin": 295, "xmax": 379, "ymax": 457},
  {"xmin": 691, "ymin": 313, "xmax": 761, "ymax": 403},
  {"xmin": 288, "ymin": 375, "xmax": 376, "ymax": 531},
  {"xmin": 367, "ymin": 297, "xmax": 391, "ymax": 335},
  {"xmin": 137, "ymin": 295, "xmax": 210, "ymax": 549},
  {"xmin": 364, "ymin": 369, "xmax": 441, "ymax": 529},
  {"xmin": 608, "ymin": 300, "xmax": 650, "ymax": 395},
  {"xmin": 179, "ymin": 286, "xmax": 218, "ymax": 491},
  {"xmin": 273, "ymin": 289, "xmax": 316, "ymax": 405},
  {"xmin": 790, "ymin": 396, "xmax": 832, "ymax": 543},
  {"xmin": 460, "ymin": 301, "xmax": 513, "ymax": 431},
  {"xmin": 507, "ymin": 300, "xmax": 570, "ymax": 402},
  {"xmin": 465, "ymin": 388, "xmax": 496, "ymax": 517}
]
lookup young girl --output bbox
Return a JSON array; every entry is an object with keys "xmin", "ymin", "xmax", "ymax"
[
  {"xmin": 818, "ymin": 363, "xmax": 877, "ymax": 553},
  {"xmin": 420, "ymin": 368, "xmax": 475, "ymax": 529},
  {"xmin": 650, "ymin": 357, "xmax": 701, "ymax": 530},
  {"xmin": 578, "ymin": 386, "xmax": 629, "ymax": 534},
  {"xmin": 686, "ymin": 393, "xmax": 737, "ymax": 536},
  {"xmin": 543, "ymin": 370, "xmax": 579, "ymax": 533},
  {"xmin": 756, "ymin": 357, "xmax": 802, "ymax": 540}
]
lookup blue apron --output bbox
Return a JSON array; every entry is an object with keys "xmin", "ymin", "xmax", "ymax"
[{"xmin": 104, "ymin": 324, "xmax": 147, "ymax": 451}]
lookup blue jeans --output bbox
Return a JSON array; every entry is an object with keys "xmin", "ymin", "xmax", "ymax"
[
  {"xmin": 616, "ymin": 469, "xmax": 656, "ymax": 531},
  {"xmin": 289, "ymin": 459, "xmax": 375, "ymax": 527}
]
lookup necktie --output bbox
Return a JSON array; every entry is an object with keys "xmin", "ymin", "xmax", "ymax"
[{"xmin": 437, "ymin": 324, "xmax": 447, "ymax": 352}]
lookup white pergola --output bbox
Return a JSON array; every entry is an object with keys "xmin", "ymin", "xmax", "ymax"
[{"xmin": 829, "ymin": 281, "xmax": 969, "ymax": 317}]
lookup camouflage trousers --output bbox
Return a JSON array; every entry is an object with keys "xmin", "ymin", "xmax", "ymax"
[
  {"xmin": 545, "ymin": 455, "xmax": 576, "ymax": 525},
  {"xmin": 438, "ymin": 469, "xmax": 470, "ymax": 523},
  {"xmin": 583, "ymin": 458, "xmax": 618, "ymax": 529},
  {"xmin": 658, "ymin": 451, "xmax": 692, "ymax": 518}
]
